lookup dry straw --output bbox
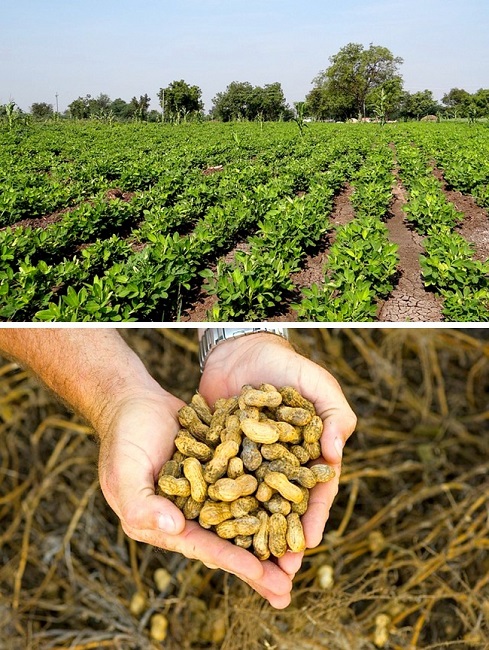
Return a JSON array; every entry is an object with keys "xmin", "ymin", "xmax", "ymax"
[{"xmin": 1, "ymin": 328, "xmax": 488, "ymax": 649}]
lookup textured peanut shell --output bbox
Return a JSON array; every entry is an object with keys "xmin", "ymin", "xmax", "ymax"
[
  {"xmin": 275, "ymin": 405, "xmax": 312, "ymax": 426},
  {"xmin": 175, "ymin": 433, "xmax": 213, "ymax": 462},
  {"xmin": 208, "ymin": 474, "xmax": 257, "ymax": 502},
  {"xmin": 255, "ymin": 481, "xmax": 275, "ymax": 502},
  {"xmin": 183, "ymin": 496, "xmax": 204, "ymax": 520},
  {"xmin": 227, "ymin": 456, "xmax": 244, "ymax": 479},
  {"xmin": 279, "ymin": 386, "xmax": 316, "ymax": 413},
  {"xmin": 311, "ymin": 464, "xmax": 336, "ymax": 483},
  {"xmin": 230, "ymin": 496, "xmax": 259, "ymax": 518},
  {"xmin": 158, "ymin": 475, "xmax": 191, "ymax": 498},
  {"xmin": 286, "ymin": 512, "xmax": 306, "ymax": 552},
  {"xmin": 264, "ymin": 493, "xmax": 292, "ymax": 516},
  {"xmin": 268, "ymin": 513, "xmax": 288, "ymax": 557},
  {"xmin": 178, "ymin": 405, "xmax": 209, "ymax": 441},
  {"xmin": 234, "ymin": 535, "xmax": 253, "ymax": 549},
  {"xmin": 264, "ymin": 471, "xmax": 304, "ymax": 504},
  {"xmin": 302, "ymin": 415, "xmax": 323, "ymax": 444},
  {"xmin": 203, "ymin": 440, "xmax": 240, "ymax": 483},
  {"xmin": 291, "ymin": 486, "xmax": 310, "ymax": 515},
  {"xmin": 261, "ymin": 443, "xmax": 300, "ymax": 466},
  {"xmin": 241, "ymin": 419, "xmax": 280, "ymax": 444},
  {"xmin": 241, "ymin": 437, "xmax": 263, "ymax": 471},
  {"xmin": 275, "ymin": 421, "xmax": 302, "ymax": 444},
  {"xmin": 190, "ymin": 393, "xmax": 213, "ymax": 425},
  {"xmin": 242, "ymin": 388, "xmax": 283, "ymax": 409},
  {"xmin": 215, "ymin": 516, "xmax": 260, "ymax": 539},
  {"xmin": 303, "ymin": 441, "xmax": 321, "ymax": 461},
  {"xmin": 182, "ymin": 457, "xmax": 208, "ymax": 503},
  {"xmin": 253, "ymin": 510, "xmax": 270, "ymax": 561},
  {"xmin": 199, "ymin": 501, "xmax": 233, "ymax": 528}
]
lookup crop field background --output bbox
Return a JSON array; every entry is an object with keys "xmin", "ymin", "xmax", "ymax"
[
  {"xmin": 1, "ymin": 121, "xmax": 489, "ymax": 322},
  {"xmin": 1, "ymin": 327, "xmax": 488, "ymax": 649}
]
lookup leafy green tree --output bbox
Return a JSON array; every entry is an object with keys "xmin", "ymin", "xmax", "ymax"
[
  {"xmin": 441, "ymin": 88, "xmax": 471, "ymax": 117},
  {"xmin": 129, "ymin": 94, "xmax": 151, "ymax": 121},
  {"xmin": 110, "ymin": 98, "xmax": 133, "ymax": 120},
  {"xmin": 252, "ymin": 83, "xmax": 291, "ymax": 121},
  {"xmin": 157, "ymin": 80, "xmax": 203, "ymax": 122},
  {"xmin": 68, "ymin": 95, "xmax": 91, "ymax": 119},
  {"xmin": 211, "ymin": 81, "xmax": 290, "ymax": 121},
  {"xmin": 88, "ymin": 93, "xmax": 112, "ymax": 115},
  {"xmin": 399, "ymin": 90, "xmax": 440, "ymax": 120},
  {"xmin": 366, "ymin": 77, "xmax": 404, "ymax": 121},
  {"xmin": 211, "ymin": 82, "xmax": 254, "ymax": 121},
  {"xmin": 307, "ymin": 43, "xmax": 403, "ymax": 120},
  {"xmin": 470, "ymin": 88, "xmax": 489, "ymax": 117},
  {"xmin": 30, "ymin": 102, "xmax": 54, "ymax": 119}
]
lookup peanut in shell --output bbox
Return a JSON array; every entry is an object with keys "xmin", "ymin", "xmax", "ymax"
[
  {"xmin": 240, "ymin": 418, "xmax": 280, "ymax": 444},
  {"xmin": 215, "ymin": 515, "xmax": 261, "ymax": 539},
  {"xmin": 286, "ymin": 512, "xmax": 306, "ymax": 553},
  {"xmin": 268, "ymin": 513, "xmax": 288, "ymax": 558}
]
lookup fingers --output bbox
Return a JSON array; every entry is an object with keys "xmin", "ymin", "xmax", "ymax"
[
  {"xmin": 120, "ymin": 518, "xmax": 293, "ymax": 608},
  {"xmin": 277, "ymin": 550, "xmax": 304, "ymax": 578},
  {"xmin": 301, "ymin": 475, "xmax": 339, "ymax": 549}
]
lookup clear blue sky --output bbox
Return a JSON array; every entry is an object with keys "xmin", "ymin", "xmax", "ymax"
[{"xmin": 1, "ymin": 0, "xmax": 488, "ymax": 113}]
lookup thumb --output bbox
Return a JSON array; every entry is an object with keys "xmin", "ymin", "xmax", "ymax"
[{"xmin": 119, "ymin": 490, "xmax": 187, "ymax": 537}]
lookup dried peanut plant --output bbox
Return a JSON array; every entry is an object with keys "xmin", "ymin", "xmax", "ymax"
[{"xmin": 0, "ymin": 328, "xmax": 488, "ymax": 650}]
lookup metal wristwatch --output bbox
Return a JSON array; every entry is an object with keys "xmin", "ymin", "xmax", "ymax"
[{"xmin": 198, "ymin": 327, "xmax": 289, "ymax": 372}]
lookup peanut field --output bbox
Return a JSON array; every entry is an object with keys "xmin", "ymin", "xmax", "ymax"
[{"xmin": 1, "ymin": 121, "xmax": 489, "ymax": 322}]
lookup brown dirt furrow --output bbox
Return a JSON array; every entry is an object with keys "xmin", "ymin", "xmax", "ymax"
[
  {"xmin": 179, "ymin": 241, "xmax": 251, "ymax": 322},
  {"xmin": 182, "ymin": 187, "xmax": 355, "ymax": 323},
  {"xmin": 432, "ymin": 166, "xmax": 489, "ymax": 263},
  {"xmin": 268, "ymin": 184, "xmax": 356, "ymax": 321},
  {"xmin": 1, "ymin": 188, "xmax": 136, "ymax": 232},
  {"xmin": 377, "ymin": 180, "xmax": 444, "ymax": 322}
]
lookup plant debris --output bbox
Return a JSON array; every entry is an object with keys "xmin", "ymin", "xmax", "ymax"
[{"xmin": 1, "ymin": 328, "xmax": 488, "ymax": 649}]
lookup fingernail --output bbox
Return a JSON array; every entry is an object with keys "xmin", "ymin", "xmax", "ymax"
[
  {"xmin": 334, "ymin": 437, "xmax": 343, "ymax": 460},
  {"xmin": 158, "ymin": 513, "xmax": 177, "ymax": 534}
]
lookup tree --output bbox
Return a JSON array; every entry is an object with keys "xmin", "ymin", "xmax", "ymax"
[
  {"xmin": 399, "ymin": 90, "xmax": 440, "ymax": 120},
  {"xmin": 211, "ymin": 82, "xmax": 254, "ymax": 121},
  {"xmin": 68, "ymin": 95, "xmax": 92, "ymax": 119},
  {"xmin": 157, "ymin": 80, "xmax": 203, "ymax": 122},
  {"xmin": 30, "ymin": 102, "xmax": 54, "ymax": 119},
  {"xmin": 211, "ymin": 81, "xmax": 291, "ymax": 121},
  {"xmin": 470, "ymin": 88, "xmax": 489, "ymax": 117},
  {"xmin": 441, "ymin": 87, "xmax": 471, "ymax": 117},
  {"xmin": 129, "ymin": 94, "xmax": 151, "ymax": 121},
  {"xmin": 252, "ymin": 83, "xmax": 291, "ymax": 121},
  {"xmin": 366, "ymin": 77, "xmax": 404, "ymax": 122},
  {"xmin": 307, "ymin": 43, "xmax": 404, "ymax": 120},
  {"xmin": 110, "ymin": 98, "xmax": 133, "ymax": 120}
]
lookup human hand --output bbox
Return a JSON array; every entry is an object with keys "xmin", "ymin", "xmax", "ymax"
[
  {"xmin": 97, "ymin": 386, "xmax": 294, "ymax": 609},
  {"xmin": 199, "ymin": 332, "xmax": 357, "ymax": 591}
]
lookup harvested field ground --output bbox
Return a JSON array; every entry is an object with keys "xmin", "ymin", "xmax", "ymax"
[{"xmin": 1, "ymin": 328, "xmax": 489, "ymax": 649}]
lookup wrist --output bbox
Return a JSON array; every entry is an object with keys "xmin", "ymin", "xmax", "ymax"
[{"xmin": 198, "ymin": 327, "xmax": 289, "ymax": 371}]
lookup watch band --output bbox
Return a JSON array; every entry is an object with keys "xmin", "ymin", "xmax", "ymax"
[{"xmin": 198, "ymin": 327, "xmax": 289, "ymax": 372}]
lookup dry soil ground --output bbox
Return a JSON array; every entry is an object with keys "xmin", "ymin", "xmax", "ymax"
[{"xmin": 1, "ymin": 328, "xmax": 488, "ymax": 649}]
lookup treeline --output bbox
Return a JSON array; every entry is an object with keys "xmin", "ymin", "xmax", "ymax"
[{"xmin": 2, "ymin": 43, "xmax": 489, "ymax": 123}]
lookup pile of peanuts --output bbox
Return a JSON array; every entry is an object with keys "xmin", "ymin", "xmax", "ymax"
[{"xmin": 157, "ymin": 384, "xmax": 335, "ymax": 560}]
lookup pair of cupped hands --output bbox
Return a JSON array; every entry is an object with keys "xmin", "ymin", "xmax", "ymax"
[{"xmin": 97, "ymin": 332, "xmax": 356, "ymax": 609}]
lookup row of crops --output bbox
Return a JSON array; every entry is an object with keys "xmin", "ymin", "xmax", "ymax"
[{"xmin": 1, "ymin": 121, "xmax": 488, "ymax": 321}]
